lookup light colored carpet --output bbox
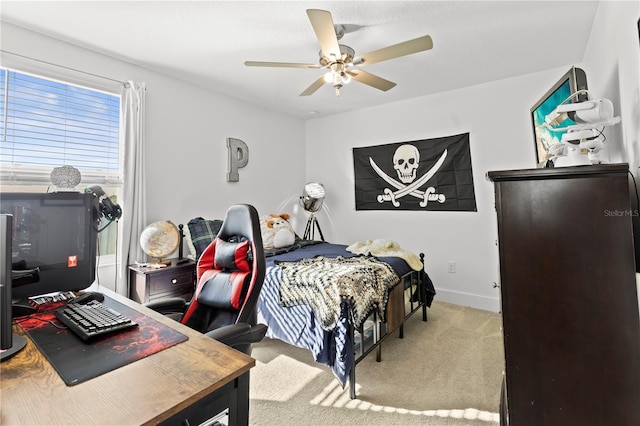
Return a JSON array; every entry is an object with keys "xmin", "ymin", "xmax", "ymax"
[{"xmin": 249, "ymin": 301, "xmax": 504, "ymax": 425}]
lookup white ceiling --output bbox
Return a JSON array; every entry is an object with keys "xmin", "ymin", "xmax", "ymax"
[{"xmin": 0, "ymin": 1, "xmax": 600, "ymax": 119}]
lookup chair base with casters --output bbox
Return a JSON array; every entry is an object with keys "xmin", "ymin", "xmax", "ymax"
[{"xmin": 145, "ymin": 204, "xmax": 268, "ymax": 355}]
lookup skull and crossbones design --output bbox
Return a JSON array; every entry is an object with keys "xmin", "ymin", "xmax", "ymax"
[
  {"xmin": 393, "ymin": 144, "xmax": 420, "ymax": 183},
  {"xmin": 369, "ymin": 144, "xmax": 447, "ymax": 207}
]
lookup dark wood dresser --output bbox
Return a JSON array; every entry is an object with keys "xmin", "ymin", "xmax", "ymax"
[
  {"xmin": 487, "ymin": 164, "xmax": 640, "ymax": 425},
  {"xmin": 129, "ymin": 259, "xmax": 196, "ymax": 304}
]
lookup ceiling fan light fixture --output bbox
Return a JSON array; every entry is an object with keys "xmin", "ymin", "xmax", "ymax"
[{"xmin": 324, "ymin": 62, "xmax": 349, "ymax": 92}]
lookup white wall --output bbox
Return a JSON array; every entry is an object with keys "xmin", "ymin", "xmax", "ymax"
[
  {"xmin": 580, "ymin": 0, "xmax": 640, "ymax": 274},
  {"xmin": 303, "ymin": 2, "xmax": 640, "ymax": 312},
  {"xmin": 1, "ymin": 23, "xmax": 307, "ymax": 290},
  {"xmin": 581, "ymin": 1, "xmax": 640, "ymax": 174}
]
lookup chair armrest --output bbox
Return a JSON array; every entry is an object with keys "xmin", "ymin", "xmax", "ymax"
[{"xmin": 205, "ymin": 323, "xmax": 268, "ymax": 348}]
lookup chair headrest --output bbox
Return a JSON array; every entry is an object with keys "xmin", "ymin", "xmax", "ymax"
[{"xmin": 217, "ymin": 204, "xmax": 263, "ymax": 249}]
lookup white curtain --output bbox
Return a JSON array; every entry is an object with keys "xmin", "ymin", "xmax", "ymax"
[{"xmin": 116, "ymin": 81, "xmax": 146, "ymax": 296}]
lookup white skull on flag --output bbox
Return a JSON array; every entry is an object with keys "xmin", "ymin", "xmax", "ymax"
[{"xmin": 393, "ymin": 144, "xmax": 420, "ymax": 183}]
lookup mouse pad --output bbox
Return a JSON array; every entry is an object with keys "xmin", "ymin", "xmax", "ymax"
[{"xmin": 17, "ymin": 296, "xmax": 188, "ymax": 386}]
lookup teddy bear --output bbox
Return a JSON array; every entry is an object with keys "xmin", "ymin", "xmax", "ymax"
[{"xmin": 260, "ymin": 213, "xmax": 296, "ymax": 249}]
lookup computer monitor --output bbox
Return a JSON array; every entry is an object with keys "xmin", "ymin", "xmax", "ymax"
[
  {"xmin": 1, "ymin": 214, "xmax": 27, "ymax": 361},
  {"xmin": 530, "ymin": 66, "xmax": 588, "ymax": 165},
  {"xmin": 0, "ymin": 192, "xmax": 99, "ymax": 304}
]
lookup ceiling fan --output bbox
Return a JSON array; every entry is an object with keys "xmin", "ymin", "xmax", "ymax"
[{"xmin": 244, "ymin": 9, "xmax": 433, "ymax": 97}]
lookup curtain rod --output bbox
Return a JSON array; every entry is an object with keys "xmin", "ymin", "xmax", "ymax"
[{"xmin": 1, "ymin": 50, "xmax": 127, "ymax": 86}]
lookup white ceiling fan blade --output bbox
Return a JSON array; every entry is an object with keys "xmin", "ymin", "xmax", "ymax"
[
  {"xmin": 347, "ymin": 70, "xmax": 396, "ymax": 91},
  {"xmin": 244, "ymin": 61, "xmax": 321, "ymax": 69},
  {"xmin": 300, "ymin": 76, "xmax": 327, "ymax": 96},
  {"xmin": 306, "ymin": 9, "xmax": 341, "ymax": 60},
  {"xmin": 355, "ymin": 35, "xmax": 433, "ymax": 66}
]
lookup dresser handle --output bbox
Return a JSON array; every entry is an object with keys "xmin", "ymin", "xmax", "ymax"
[{"xmin": 171, "ymin": 278, "xmax": 177, "ymax": 284}]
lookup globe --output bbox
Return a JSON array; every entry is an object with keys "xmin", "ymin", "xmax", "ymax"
[{"xmin": 139, "ymin": 220, "xmax": 180, "ymax": 263}]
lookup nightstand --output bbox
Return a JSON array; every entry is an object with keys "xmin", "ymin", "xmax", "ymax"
[{"xmin": 129, "ymin": 259, "xmax": 196, "ymax": 304}]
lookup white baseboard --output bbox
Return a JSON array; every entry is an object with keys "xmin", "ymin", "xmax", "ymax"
[{"xmin": 433, "ymin": 288, "xmax": 500, "ymax": 313}]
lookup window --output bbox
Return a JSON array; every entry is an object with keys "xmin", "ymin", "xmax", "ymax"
[{"xmin": 0, "ymin": 68, "xmax": 122, "ymax": 256}]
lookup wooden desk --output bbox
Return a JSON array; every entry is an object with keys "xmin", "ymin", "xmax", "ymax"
[{"xmin": 0, "ymin": 289, "xmax": 255, "ymax": 425}]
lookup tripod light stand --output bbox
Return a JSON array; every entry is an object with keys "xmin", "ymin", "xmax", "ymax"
[{"xmin": 300, "ymin": 182, "xmax": 325, "ymax": 241}]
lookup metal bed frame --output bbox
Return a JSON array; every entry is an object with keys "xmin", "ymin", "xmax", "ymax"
[{"xmin": 347, "ymin": 253, "xmax": 429, "ymax": 399}]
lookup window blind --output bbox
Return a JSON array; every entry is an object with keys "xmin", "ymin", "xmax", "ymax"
[{"xmin": 0, "ymin": 69, "xmax": 122, "ymax": 185}]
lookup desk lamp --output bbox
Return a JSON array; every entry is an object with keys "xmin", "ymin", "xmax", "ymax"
[{"xmin": 300, "ymin": 182, "xmax": 325, "ymax": 241}]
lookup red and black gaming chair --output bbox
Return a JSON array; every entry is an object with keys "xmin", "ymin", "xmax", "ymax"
[{"xmin": 146, "ymin": 204, "xmax": 267, "ymax": 355}]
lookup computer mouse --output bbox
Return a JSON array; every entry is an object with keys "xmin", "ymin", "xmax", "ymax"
[{"xmin": 72, "ymin": 291, "xmax": 105, "ymax": 305}]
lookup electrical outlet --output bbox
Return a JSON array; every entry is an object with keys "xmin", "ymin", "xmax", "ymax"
[{"xmin": 447, "ymin": 261, "xmax": 456, "ymax": 273}]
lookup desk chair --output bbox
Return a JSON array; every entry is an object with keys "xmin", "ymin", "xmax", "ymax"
[{"xmin": 146, "ymin": 204, "xmax": 267, "ymax": 355}]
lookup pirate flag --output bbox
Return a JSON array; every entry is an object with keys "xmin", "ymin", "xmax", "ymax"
[{"xmin": 353, "ymin": 133, "xmax": 477, "ymax": 211}]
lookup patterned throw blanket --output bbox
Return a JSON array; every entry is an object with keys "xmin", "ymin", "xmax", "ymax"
[{"xmin": 276, "ymin": 256, "xmax": 400, "ymax": 331}]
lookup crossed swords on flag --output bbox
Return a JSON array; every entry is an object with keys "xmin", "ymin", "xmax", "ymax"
[{"xmin": 369, "ymin": 149, "xmax": 448, "ymax": 208}]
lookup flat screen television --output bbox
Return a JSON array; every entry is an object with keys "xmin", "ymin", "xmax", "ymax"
[
  {"xmin": 530, "ymin": 66, "xmax": 588, "ymax": 165},
  {"xmin": 0, "ymin": 192, "xmax": 98, "ymax": 303}
]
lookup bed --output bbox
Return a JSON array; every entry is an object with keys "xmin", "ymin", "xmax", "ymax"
[
  {"xmin": 184, "ymin": 217, "xmax": 436, "ymax": 399},
  {"xmin": 258, "ymin": 239, "xmax": 435, "ymax": 399}
]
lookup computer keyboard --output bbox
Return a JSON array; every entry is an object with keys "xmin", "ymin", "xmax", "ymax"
[{"xmin": 55, "ymin": 300, "xmax": 138, "ymax": 341}]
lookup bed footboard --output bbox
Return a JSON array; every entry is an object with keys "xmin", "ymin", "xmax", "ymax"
[{"xmin": 347, "ymin": 253, "xmax": 431, "ymax": 399}]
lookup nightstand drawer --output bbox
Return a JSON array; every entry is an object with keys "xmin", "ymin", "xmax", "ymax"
[
  {"xmin": 129, "ymin": 260, "xmax": 196, "ymax": 304},
  {"xmin": 147, "ymin": 286, "xmax": 193, "ymax": 303},
  {"xmin": 149, "ymin": 270, "xmax": 194, "ymax": 295}
]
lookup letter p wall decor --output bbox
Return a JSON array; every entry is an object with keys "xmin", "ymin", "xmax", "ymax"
[{"xmin": 227, "ymin": 138, "xmax": 249, "ymax": 182}]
